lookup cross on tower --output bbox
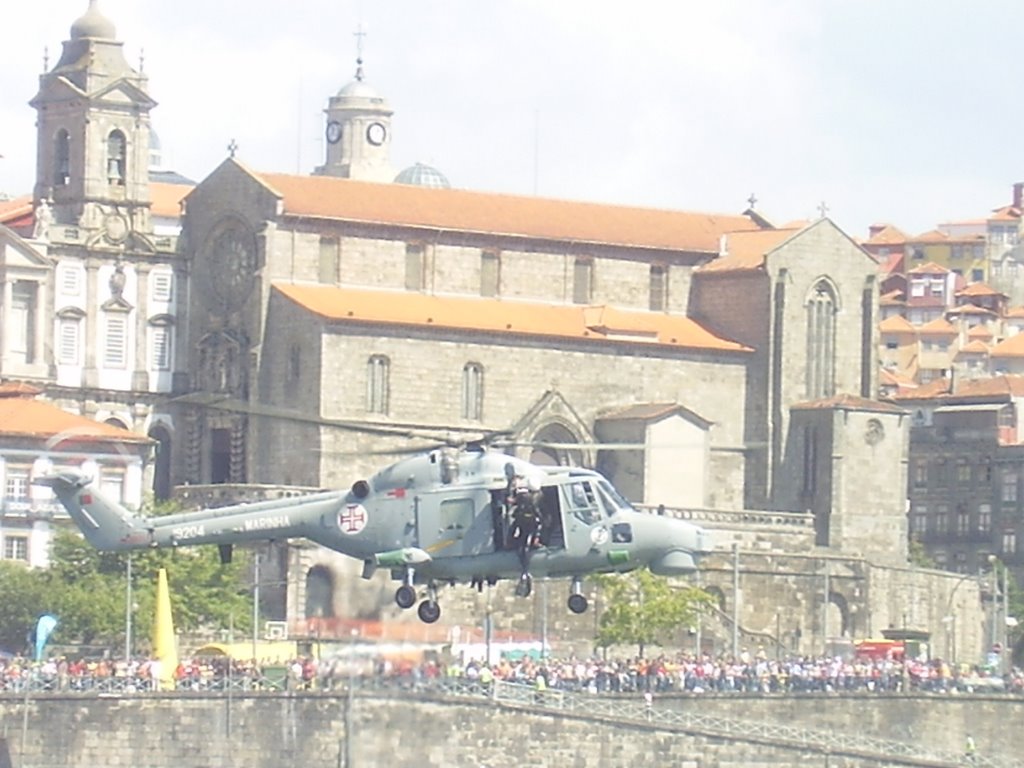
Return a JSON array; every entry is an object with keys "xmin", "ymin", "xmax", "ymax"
[
  {"xmin": 227, "ymin": 139, "xmax": 238, "ymax": 158},
  {"xmin": 353, "ymin": 24, "xmax": 367, "ymax": 81},
  {"xmin": 747, "ymin": 193, "xmax": 758, "ymax": 210},
  {"xmin": 817, "ymin": 200, "xmax": 829, "ymax": 218}
]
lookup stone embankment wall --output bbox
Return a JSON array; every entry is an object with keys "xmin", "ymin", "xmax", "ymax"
[{"xmin": 0, "ymin": 692, "xmax": 1019, "ymax": 768}]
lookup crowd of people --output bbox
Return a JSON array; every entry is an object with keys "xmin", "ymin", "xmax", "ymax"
[{"xmin": 0, "ymin": 649, "xmax": 1021, "ymax": 696}]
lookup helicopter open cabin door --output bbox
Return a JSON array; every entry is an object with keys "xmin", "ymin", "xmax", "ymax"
[
  {"xmin": 559, "ymin": 478, "xmax": 606, "ymax": 557},
  {"xmin": 414, "ymin": 493, "xmax": 478, "ymax": 558}
]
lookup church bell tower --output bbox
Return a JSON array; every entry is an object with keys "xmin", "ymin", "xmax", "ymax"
[
  {"xmin": 315, "ymin": 41, "xmax": 395, "ymax": 183},
  {"xmin": 30, "ymin": 0, "xmax": 157, "ymax": 235}
]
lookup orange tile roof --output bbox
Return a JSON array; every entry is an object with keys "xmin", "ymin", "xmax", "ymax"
[
  {"xmin": 957, "ymin": 340, "xmax": 990, "ymax": 355},
  {"xmin": 907, "ymin": 261, "xmax": 949, "ymax": 275},
  {"xmin": 251, "ymin": 168, "xmax": 762, "ymax": 253},
  {"xmin": 947, "ymin": 304, "xmax": 995, "ymax": 316},
  {"xmin": 911, "ymin": 229, "xmax": 950, "ymax": 243},
  {"xmin": 1006, "ymin": 306, "xmax": 1024, "ymax": 319},
  {"xmin": 957, "ymin": 282, "xmax": 1005, "ymax": 298},
  {"xmin": 150, "ymin": 182, "xmax": 192, "ymax": 218},
  {"xmin": 966, "ymin": 324, "xmax": 993, "ymax": 339},
  {"xmin": 863, "ymin": 224, "xmax": 908, "ymax": 245},
  {"xmin": 990, "ymin": 333, "xmax": 1024, "ymax": 358},
  {"xmin": 880, "ymin": 289, "xmax": 905, "ymax": 305},
  {"xmin": 0, "ymin": 195, "xmax": 32, "ymax": 223},
  {"xmin": 988, "ymin": 205, "xmax": 1021, "ymax": 222},
  {"xmin": 0, "ymin": 381, "xmax": 42, "ymax": 396},
  {"xmin": 917, "ymin": 318, "xmax": 957, "ymax": 336},
  {"xmin": 273, "ymin": 283, "xmax": 752, "ymax": 354},
  {"xmin": 791, "ymin": 393, "xmax": 906, "ymax": 414},
  {"xmin": 952, "ymin": 374, "xmax": 1024, "ymax": 398},
  {"xmin": 887, "ymin": 378, "xmax": 952, "ymax": 400},
  {"xmin": 0, "ymin": 392, "xmax": 151, "ymax": 444},
  {"xmin": 879, "ymin": 315, "xmax": 916, "ymax": 334},
  {"xmin": 695, "ymin": 227, "xmax": 802, "ymax": 273}
]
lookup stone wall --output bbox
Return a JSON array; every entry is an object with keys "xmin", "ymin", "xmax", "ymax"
[{"xmin": 0, "ymin": 691, "xmax": 1018, "ymax": 768}]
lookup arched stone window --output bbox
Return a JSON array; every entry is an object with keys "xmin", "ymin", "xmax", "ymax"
[
  {"xmin": 106, "ymin": 129, "xmax": 127, "ymax": 185},
  {"xmin": 367, "ymin": 355, "xmax": 390, "ymax": 415},
  {"xmin": 305, "ymin": 565, "xmax": 335, "ymax": 618},
  {"xmin": 462, "ymin": 362, "xmax": 484, "ymax": 421},
  {"xmin": 53, "ymin": 129, "xmax": 70, "ymax": 187},
  {"xmin": 806, "ymin": 280, "xmax": 838, "ymax": 399}
]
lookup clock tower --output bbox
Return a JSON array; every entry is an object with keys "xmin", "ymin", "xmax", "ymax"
[
  {"xmin": 30, "ymin": 0, "xmax": 157, "ymax": 234},
  {"xmin": 315, "ymin": 55, "xmax": 395, "ymax": 183}
]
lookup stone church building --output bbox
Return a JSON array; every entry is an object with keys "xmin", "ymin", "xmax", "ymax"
[{"xmin": 0, "ymin": 1, "xmax": 987, "ymax": 660}]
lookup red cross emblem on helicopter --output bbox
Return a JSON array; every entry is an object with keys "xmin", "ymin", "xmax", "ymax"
[{"xmin": 338, "ymin": 504, "xmax": 368, "ymax": 535}]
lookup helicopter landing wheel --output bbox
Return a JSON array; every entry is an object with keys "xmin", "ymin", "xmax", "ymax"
[
  {"xmin": 417, "ymin": 600, "xmax": 441, "ymax": 623},
  {"xmin": 515, "ymin": 573, "xmax": 533, "ymax": 598},
  {"xmin": 567, "ymin": 593, "xmax": 588, "ymax": 614},
  {"xmin": 395, "ymin": 584, "xmax": 417, "ymax": 610}
]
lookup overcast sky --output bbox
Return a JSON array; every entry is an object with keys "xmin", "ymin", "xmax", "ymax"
[{"xmin": 2, "ymin": 0, "xmax": 1022, "ymax": 239}]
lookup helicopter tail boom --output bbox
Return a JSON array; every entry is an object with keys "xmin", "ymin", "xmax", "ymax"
[{"xmin": 34, "ymin": 471, "xmax": 152, "ymax": 551}]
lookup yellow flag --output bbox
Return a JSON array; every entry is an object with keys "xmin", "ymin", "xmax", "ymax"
[{"xmin": 153, "ymin": 568, "xmax": 178, "ymax": 691}]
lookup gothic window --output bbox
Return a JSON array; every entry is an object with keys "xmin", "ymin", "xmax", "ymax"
[
  {"xmin": 801, "ymin": 424, "xmax": 817, "ymax": 495},
  {"xmin": 649, "ymin": 265, "xmax": 667, "ymax": 311},
  {"xmin": 319, "ymin": 237, "xmax": 339, "ymax": 284},
  {"xmin": 573, "ymin": 259, "xmax": 593, "ymax": 304},
  {"xmin": 481, "ymin": 251, "xmax": 500, "ymax": 297},
  {"xmin": 405, "ymin": 243, "xmax": 424, "ymax": 291},
  {"xmin": 288, "ymin": 344, "xmax": 301, "ymax": 382},
  {"xmin": 935, "ymin": 505, "xmax": 949, "ymax": 534},
  {"xmin": 11, "ymin": 281, "xmax": 38, "ymax": 364},
  {"xmin": 53, "ymin": 129, "xmax": 70, "ymax": 187},
  {"xmin": 367, "ymin": 355, "xmax": 390, "ymax": 415},
  {"xmin": 462, "ymin": 362, "xmax": 484, "ymax": 421},
  {"xmin": 106, "ymin": 130, "xmax": 127, "ymax": 186},
  {"xmin": 104, "ymin": 313, "xmax": 128, "ymax": 367},
  {"xmin": 806, "ymin": 280, "xmax": 837, "ymax": 400}
]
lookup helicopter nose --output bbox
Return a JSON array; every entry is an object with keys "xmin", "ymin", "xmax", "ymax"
[{"xmin": 648, "ymin": 518, "xmax": 713, "ymax": 575}]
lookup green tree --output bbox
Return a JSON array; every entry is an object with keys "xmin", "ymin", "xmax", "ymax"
[
  {"xmin": 592, "ymin": 569, "xmax": 712, "ymax": 657},
  {"xmin": 0, "ymin": 561, "xmax": 50, "ymax": 653},
  {"xmin": 20, "ymin": 513, "xmax": 255, "ymax": 655}
]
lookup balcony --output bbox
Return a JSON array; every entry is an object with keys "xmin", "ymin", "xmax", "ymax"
[{"xmin": 1, "ymin": 499, "xmax": 68, "ymax": 521}]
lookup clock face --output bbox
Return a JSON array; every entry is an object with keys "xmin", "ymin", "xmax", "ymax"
[
  {"xmin": 207, "ymin": 221, "xmax": 257, "ymax": 306},
  {"xmin": 326, "ymin": 120, "xmax": 342, "ymax": 145},
  {"xmin": 366, "ymin": 121, "xmax": 387, "ymax": 146}
]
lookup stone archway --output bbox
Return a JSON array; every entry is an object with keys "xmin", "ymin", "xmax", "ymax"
[
  {"xmin": 148, "ymin": 424, "xmax": 173, "ymax": 501},
  {"xmin": 530, "ymin": 422, "xmax": 584, "ymax": 467},
  {"xmin": 305, "ymin": 565, "xmax": 336, "ymax": 619}
]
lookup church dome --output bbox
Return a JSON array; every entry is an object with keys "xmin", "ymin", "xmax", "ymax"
[
  {"xmin": 394, "ymin": 163, "xmax": 450, "ymax": 189},
  {"xmin": 70, "ymin": 0, "xmax": 116, "ymax": 40},
  {"xmin": 337, "ymin": 79, "xmax": 380, "ymax": 99}
]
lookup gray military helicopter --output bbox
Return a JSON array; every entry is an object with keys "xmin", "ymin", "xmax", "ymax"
[{"xmin": 37, "ymin": 443, "xmax": 712, "ymax": 624}]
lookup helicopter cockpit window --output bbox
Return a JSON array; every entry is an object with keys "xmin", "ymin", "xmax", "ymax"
[
  {"xmin": 563, "ymin": 481, "xmax": 602, "ymax": 525},
  {"xmin": 439, "ymin": 498, "xmax": 475, "ymax": 534},
  {"xmin": 595, "ymin": 479, "xmax": 633, "ymax": 514}
]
